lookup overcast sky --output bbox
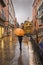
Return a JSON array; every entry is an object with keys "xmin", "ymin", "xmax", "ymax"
[{"xmin": 12, "ymin": 0, "xmax": 34, "ymax": 24}]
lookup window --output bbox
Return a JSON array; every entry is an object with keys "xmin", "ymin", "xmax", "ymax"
[
  {"xmin": 0, "ymin": 0, "xmax": 6, "ymax": 7},
  {"xmin": 10, "ymin": 0, "xmax": 12, "ymax": 4},
  {"xmin": 1, "ymin": 9, "xmax": 6, "ymax": 21},
  {"xmin": 38, "ymin": 17, "xmax": 43, "ymax": 26},
  {"xmin": 38, "ymin": 19, "xmax": 41, "ymax": 25},
  {"xmin": 41, "ymin": 16, "xmax": 43, "ymax": 23}
]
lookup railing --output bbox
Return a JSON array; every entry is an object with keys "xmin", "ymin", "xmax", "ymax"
[
  {"xmin": 0, "ymin": 9, "xmax": 6, "ymax": 21},
  {"xmin": 38, "ymin": 9, "xmax": 43, "ymax": 17}
]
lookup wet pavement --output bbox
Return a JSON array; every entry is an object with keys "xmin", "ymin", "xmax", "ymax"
[
  {"xmin": 28, "ymin": 38, "xmax": 43, "ymax": 65},
  {"xmin": 0, "ymin": 37, "xmax": 43, "ymax": 65}
]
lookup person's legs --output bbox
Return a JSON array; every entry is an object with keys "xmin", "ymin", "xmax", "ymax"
[
  {"xmin": 19, "ymin": 43, "xmax": 21, "ymax": 50},
  {"xmin": 18, "ymin": 36, "xmax": 22, "ymax": 50}
]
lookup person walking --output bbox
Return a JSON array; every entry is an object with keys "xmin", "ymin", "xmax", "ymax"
[{"xmin": 14, "ymin": 28, "xmax": 25, "ymax": 51}]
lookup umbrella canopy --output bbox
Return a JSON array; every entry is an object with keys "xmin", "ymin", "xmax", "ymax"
[{"xmin": 14, "ymin": 28, "xmax": 25, "ymax": 36}]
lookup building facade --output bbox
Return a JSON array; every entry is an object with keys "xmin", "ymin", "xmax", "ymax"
[
  {"xmin": 32, "ymin": 0, "xmax": 43, "ymax": 32},
  {"xmin": 14, "ymin": 17, "xmax": 19, "ymax": 28},
  {"xmin": 37, "ymin": 2, "xmax": 43, "ymax": 27},
  {"xmin": 32, "ymin": 0, "xmax": 43, "ymax": 42},
  {"xmin": 0, "ymin": 0, "xmax": 6, "ymax": 38},
  {"xmin": 0, "ymin": 0, "xmax": 15, "ymax": 40},
  {"xmin": 8, "ymin": 0, "xmax": 15, "ymax": 41}
]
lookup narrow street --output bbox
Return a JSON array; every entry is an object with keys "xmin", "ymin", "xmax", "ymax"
[
  {"xmin": 0, "ymin": 0, "xmax": 43, "ymax": 65},
  {"xmin": 0, "ymin": 37, "xmax": 43, "ymax": 65}
]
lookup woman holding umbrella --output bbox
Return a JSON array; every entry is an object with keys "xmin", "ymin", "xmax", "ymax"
[{"xmin": 14, "ymin": 28, "xmax": 25, "ymax": 51}]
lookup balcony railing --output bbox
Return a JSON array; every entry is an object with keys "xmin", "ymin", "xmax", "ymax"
[
  {"xmin": 0, "ymin": 0, "xmax": 6, "ymax": 7},
  {"xmin": 0, "ymin": 10, "xmax": 6, "ymax": 22}
]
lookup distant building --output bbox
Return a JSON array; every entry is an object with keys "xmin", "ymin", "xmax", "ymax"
[
  {"xmin": 20, "ymin": 23, "xmax": 24, "ymax": 29},
  {"xmin": 14, "ymin": 17, "xmax": 19, "ymax": 28}
]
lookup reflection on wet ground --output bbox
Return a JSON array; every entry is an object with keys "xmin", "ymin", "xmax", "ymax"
[
  {"xmin": 0, "ymin": 38, "xmax": 16, "ymax": 65},
  {"xmin": 28, "ymin": 41, "xmax": 43, "ymax": 65},
  {"xmin": 0, "ymin": 37, "xmax": 43, "ymax": 65},
  {"xmin": 18, "ymin": 51, "xmax": 23, "ymax": 65}
]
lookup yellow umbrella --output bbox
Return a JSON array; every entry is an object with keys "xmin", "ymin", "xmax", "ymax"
[{"xmin": 14, "ymin": 28, "xmax": 25, "ymax": 36}]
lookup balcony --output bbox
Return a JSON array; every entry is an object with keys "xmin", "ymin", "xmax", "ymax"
[
  {"xmin": 0, "ymin": 10, "xmax": 6, "ymax": 22},
  {"xmin": 0, "ymin": 0, "xmax": 6, "ymax": 7},
  {"xmin": 37, "ymin": 2, "xmax": 43, "ymax": 18}
]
